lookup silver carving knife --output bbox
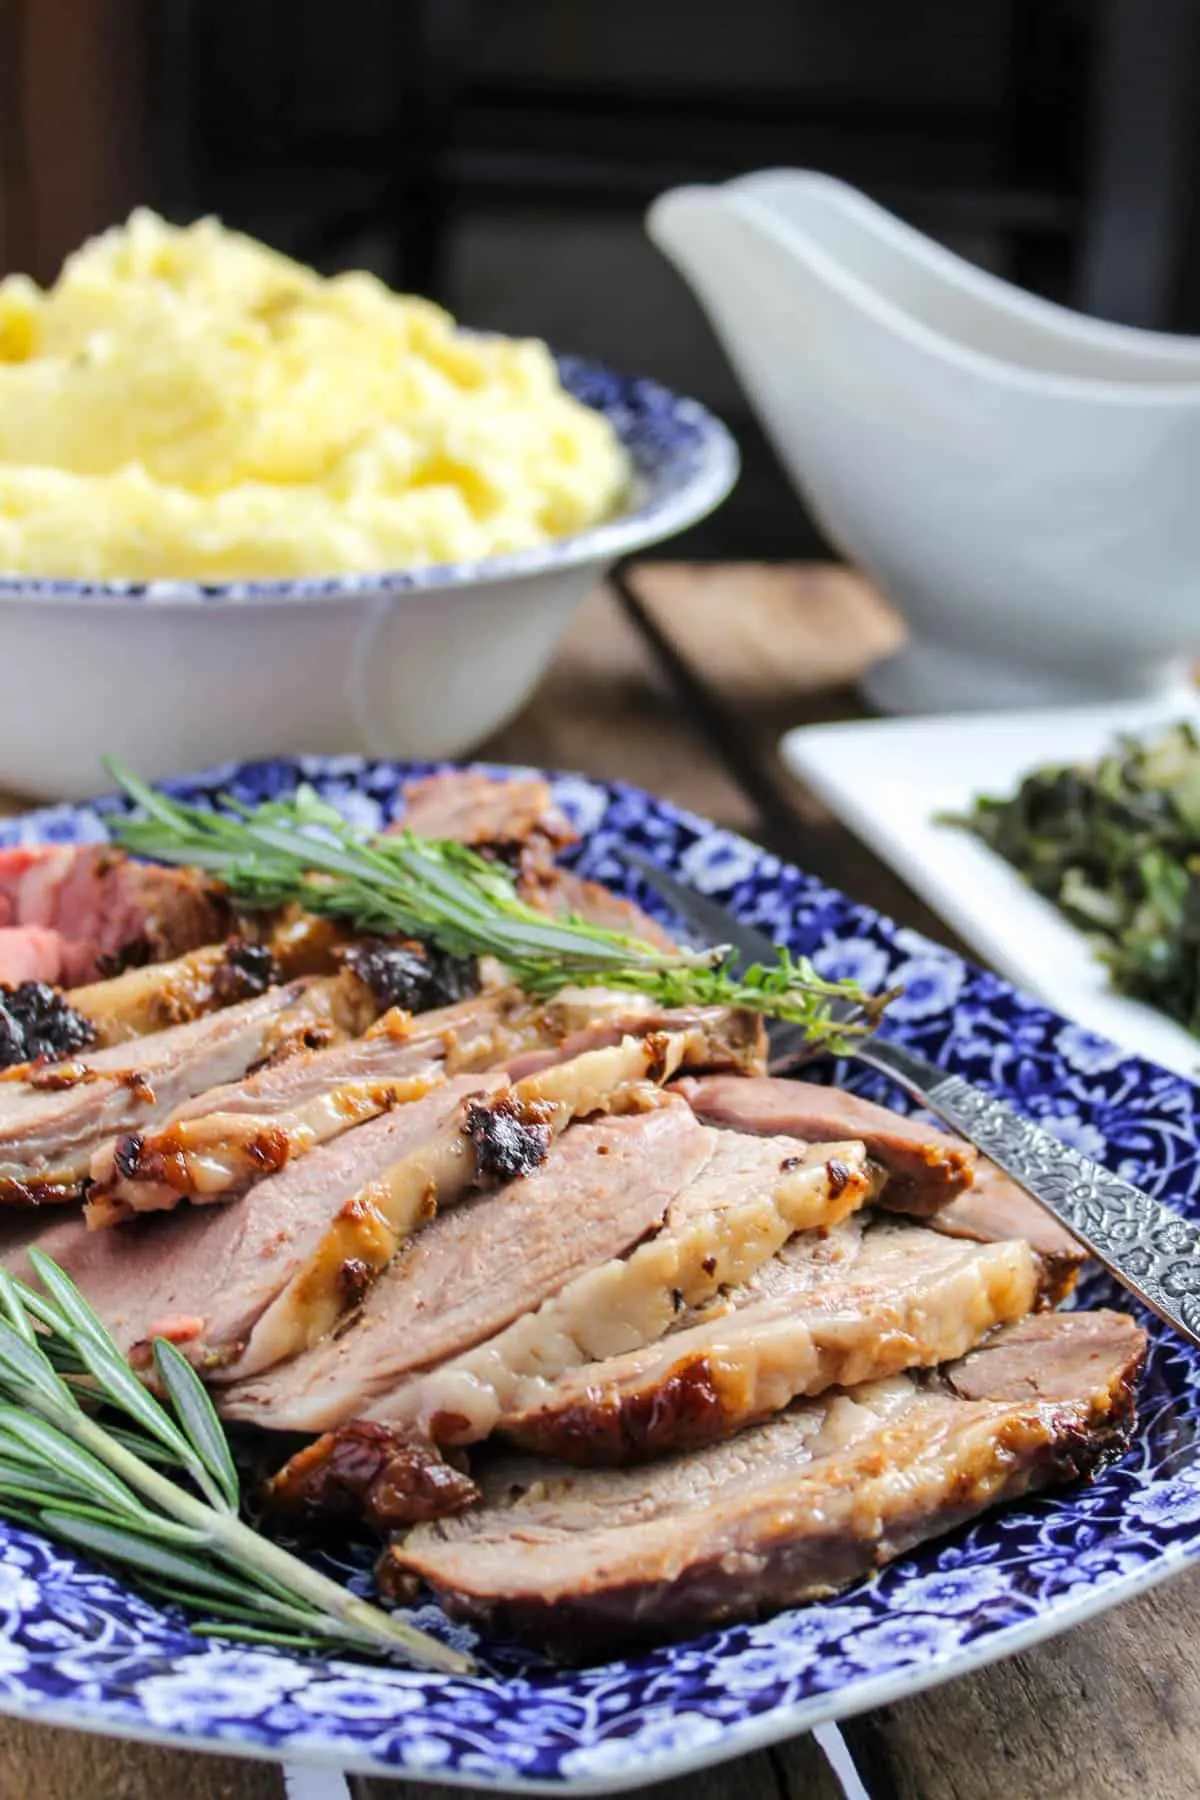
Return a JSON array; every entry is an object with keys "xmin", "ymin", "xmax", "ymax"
[{"xmin": 625, "ymin": 848, "xmax": 1200, "ymax": 1350}]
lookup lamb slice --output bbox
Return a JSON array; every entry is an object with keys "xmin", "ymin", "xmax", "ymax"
[
  {"xmin": 221, "ymin": 1101, "xmax": 716, "ymax": 1431},
  {"xmin": 0, "ymin": 1073, "xmax": 497, "ymax": 1373},
  {"xmin": 0, "ymin": 844, "xmax": 229, "ymax": 985},
  {"xmin": 366, "ymin": 1135, "xmax": 877, "ymax": 1445},
  {"xmin": 83, "ymin": 988, "xmax": 527, "ymax": 1224},
  {"xmin": 86, "ymin": 993, "xmax": 756, "ymax": 1224},
  {"xmin": 382, "ymin": 1309, "xmax": 1145, "ymax": 1651},
  {"xmin": 681, "ymin": 1075, "xmax": 1083, "ymax": 1266},
  {"xmin": 212, "ymin": 1017, "xmax": 762, "ymax": 1378},
  {"xmin": 504, "ymin": 1000, "xmax": 763, "ymax": 1082},
  {"xmin": 65, "ymin": 906, "xmax": 358, "ymax": 1050},
  {"xmin": 518, "ymin": 867, "xmax": 676, "ymax": 952},
  {"xmin": 264, "ymin": 1142, "xmax": 877, "ymax": 1516},
  {"xmin": 932, "ymin": 1157, "xmax": 1085, "ymax": 1270},
  {"xmin": 676, "ymin": 1075, "xmax": 976, "ymax": 1213},
  {"xmin": 395, "ymin": 770, "xmax": 576, "ymax": 860},
  {"xmin": 0, "ymin": 974, "xmax": 371, "ymax": 1203},
  {"xmin": 502, "ymin": 1218, "xmax": 1061, "ymax": 1464},
  {"xmin": 67, "ymin": 939, "xmax": 283, "ymax": 1048}
]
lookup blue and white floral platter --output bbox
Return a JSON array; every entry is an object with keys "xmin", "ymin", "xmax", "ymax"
[{"xmin": 0, "ymin": 756, "xmax": 1197, "ymax": 1792}]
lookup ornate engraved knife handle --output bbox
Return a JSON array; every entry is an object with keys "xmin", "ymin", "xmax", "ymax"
[{"xmin": 858, "ymin": 1036, "xmax": 1200, "ymax": 1350}]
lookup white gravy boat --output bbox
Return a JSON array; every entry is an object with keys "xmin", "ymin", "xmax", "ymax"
[{"xmin": 649, "ymin": 171, "xmax": 1200, "ymax": 712}]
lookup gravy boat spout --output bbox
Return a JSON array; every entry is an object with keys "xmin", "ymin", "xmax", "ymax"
[{"xmin": 648, "ymin": 171, "xmax": 1200, "ymax": 714}]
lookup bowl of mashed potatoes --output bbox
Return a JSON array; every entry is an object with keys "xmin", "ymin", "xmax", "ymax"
[{"xmin": 0, "ymin": 211, "xmax": 736, "ymax": 798}]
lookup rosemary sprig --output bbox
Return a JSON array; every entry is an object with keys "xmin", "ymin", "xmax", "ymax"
[
  {"xmin": 105, "ymin": 763, "xmax": 889, "ymax": 1051},
  {"xmin": 0, "ymin": 1251, "xmax": 470, "ymax": 1674}
]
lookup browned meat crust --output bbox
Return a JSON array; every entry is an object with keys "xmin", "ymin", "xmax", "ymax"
[
  {"xmin": 0, "ymin": 977, "xmax": 368, "ymax": 1205},
  {"xmin": 674, "ymin": 1074, "xmax": 976, "ymax": 1213},
  {"xmin": 84, "ymin": 988, "xmax": 528, "ymax": 1222},
  {"xmin": 380, "ymin": 1311, "xmax": 1145, "ymax": 1654},
  {"xmin": 394, "ymin": 770, "xmax": 576, "ymax": 866},
  {"xmin": 501, "ymin": 1221, "xmax": 1056, "ymax": 1465},
  {"xmin": 263, "ymin": 1421, "xmax": 479, "ymax": 1531},
  {"xmin": 68, "ymin": 937, "xmax": 282, "ymax": 1047}
]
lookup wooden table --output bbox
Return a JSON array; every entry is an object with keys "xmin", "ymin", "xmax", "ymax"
[{"xmin": 1, "ymin": 561, "xmax": 1197, "ymax": 1800}]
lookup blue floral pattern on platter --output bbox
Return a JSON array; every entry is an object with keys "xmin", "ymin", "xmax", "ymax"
[
  {"xmin": 1, "ymin": 754, "xmax": 1199, "ymax": 1790},
  {"xmin": 0, "ymin": 359, "xmax": 737, "ymax": 607}
]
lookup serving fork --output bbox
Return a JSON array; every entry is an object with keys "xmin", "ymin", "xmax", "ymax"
[{"xmin": 626, "ymin": 849, "xmax": 1200, "ymax": 1353}]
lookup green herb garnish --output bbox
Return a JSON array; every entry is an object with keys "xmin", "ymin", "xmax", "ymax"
[
  {"xmin": 941, "ymin": 719, "xmax": 1200, "ymax": 1035},
  {"xmin": 105, "ymin": 763, "xmax": 889, "ymax": 1052},
  {"xmin": 0, "ymin": 1250, "xmax": 469, "ymax": 1671}
]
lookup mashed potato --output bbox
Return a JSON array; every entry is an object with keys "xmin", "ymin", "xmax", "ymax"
[{"xmin": 0, "ymin": 211, "xmax": 630, "ymax": 581}]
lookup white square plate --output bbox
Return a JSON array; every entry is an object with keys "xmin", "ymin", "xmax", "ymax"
[{"xmin": 781, "ymin": 699, "xmax": 1200, "ymax": 1078}]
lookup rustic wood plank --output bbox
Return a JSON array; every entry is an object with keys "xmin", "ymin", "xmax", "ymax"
[
  {"xmin": 355, "ymin": 1739, "xmax": 844, "ymax": 1800},
  {"xmin": 842, "ymin": 1561, "xmax": 1200, "ymax": 1800},
  {"xmin": 10, "ymin": 0, "xmax": 151, "ymax": 284},
  {"xmin": 0, "ymin": 1715, "xmax": 284, "ymax": 1800},
  {"xmin": 618, "ymin": 561, "xmax": 971, "ymax": 953}
]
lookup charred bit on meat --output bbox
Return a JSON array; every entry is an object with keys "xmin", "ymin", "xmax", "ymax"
[
  {"xmin": 825, "ymin": 1156, "xmax": 852, "ymax": 1197},
  {"xmin": 264, "ymin": 1421, "xmax": 480, "ymax": 1532},
  {"xmin": 112, "ymin": 1134, "xmax": 145, "ymax": 1181},
  {"xmin": 0, "ymin": 981, "xmax": 97, "ymax": 1070},
  {"xmin": 94, "ymin": 936, "xmax": 153, "ymax": 978},
  {"xmin": 337, "ymin": 1257, "xmax": 376, "ymax": 1306},
  {"xmin": 341, "ymin": 939, "xmax": 479, "ymax": 1015},
  {"xmin": 118, "ymin": 1069, "xmax": 157, "ymax": 1105},
  {"xmin": 24, "ymin": 1060, "xmax": 101, "ymax": 1091},
  {"xmin": 211, "ymin": 938, "xmax": 280, "ymax": 1006},
  {"xmin": 464, "ymin": 1092, "xmax": 557, "ymax": 1184}
]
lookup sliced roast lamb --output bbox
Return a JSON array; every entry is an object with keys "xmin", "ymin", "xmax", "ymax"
[
  {"xmin": 0, "ymin": 843, "xmax": 229, "ymax": 986},
  {"xmin": 519, "ymin": 867, "xmax": 676, "ymax": 952},
  {"xmin": 675, "ymin": 1075, "xmax": 976, "ymax": 1212},
  {"xmin": 931, "ymin": 1158, "xmax": 1085, "ymax": 1266},
  {"xmin": 381, "ymin": 1310, "xmax": 1145, "ymax": 1652},
  {"xmin": 393, "ymin": 770, "xmax": 576, "ymax": 864},
  {"xmin": 30, "ymin": 1014, "xmax": 754, "ymax": 1374},
  {"xmin": 64, "ymin": 907, "xmax": 359, "ymax": 1049},
  {"xmin": 87, "ymin": 993, "xmax": 756, "ymax": 1223},
  {"xmin": 362, "ymin": 1134, "xmax": 876, "ymax": 1446},
  {"xmin": 0, "ymin": 1072, "xmax": 504, "ymax": 1375},
  {"xmin": 198, "ymin": 1010, "xmax": 763, "ymax": 1373},
  {"xmin": 221, "ymin": 1099, "xmax": 719, "ymax": 1431},
  {"xmin": 0, "ymin": 972, "xmax": 376, "ymax": 1204},
  {"xmin": 680, "ymin": 1074, "xmax": 1083, "ymax": 1262},
  {"xmin": 501, "ymin": 1217, "xmax": 1069, "ymax": 1464},
  {"xmin": 66, "ymin": 939, "xmax": 283, "ymax": 1048},
  {"xmin": 84, "ymin": 989, "xmax": 527, "ymax": 1223}
]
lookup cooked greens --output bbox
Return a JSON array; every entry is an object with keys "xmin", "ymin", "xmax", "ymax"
[{"xmin": 943, "ymin": 720, "xmax": 1200, "ymax": 1035}]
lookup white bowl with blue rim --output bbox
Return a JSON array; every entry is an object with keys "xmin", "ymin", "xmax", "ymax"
[{"xmin": 0, "ymin": 358, "xmax": 737, "ymax": 801}]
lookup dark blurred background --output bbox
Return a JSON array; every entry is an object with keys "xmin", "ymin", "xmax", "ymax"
[{"xmin": 3, "ymin": 0, "xmax": 1198, "ymax": 558}]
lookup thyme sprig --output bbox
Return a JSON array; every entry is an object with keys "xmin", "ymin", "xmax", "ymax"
[
  {"xmin": 105, "ymin": 764, "xmax": 889, "ymax": 1051},
  {"xmin": 0, "ymin": 1251, "xmax": 470, "ymax": 1672}
]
